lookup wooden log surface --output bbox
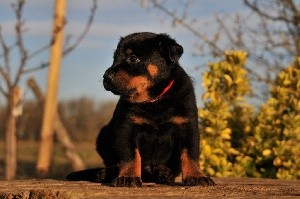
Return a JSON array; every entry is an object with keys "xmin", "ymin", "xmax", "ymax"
[{"xmin": 0, "ymin": 178, "xmax": 299, "ymax": 198}]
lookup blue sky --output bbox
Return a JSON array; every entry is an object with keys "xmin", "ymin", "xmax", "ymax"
[{"xmin": 0, "ymin": 0, "xmax": 246, "ymax": 105}]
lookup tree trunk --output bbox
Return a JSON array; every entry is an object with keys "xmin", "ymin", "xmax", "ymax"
[
  {"xmin": 36, "ymin": 0, "xmax": 67, "ymax": 176},
  {"xmin": 5, "ymin": 87, "xmax": 19, "ymax": 181}
]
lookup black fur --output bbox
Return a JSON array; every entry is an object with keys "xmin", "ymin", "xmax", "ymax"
[{"xmin": 66, "ymin": 32, "xmax": 215, "ymax": 187}]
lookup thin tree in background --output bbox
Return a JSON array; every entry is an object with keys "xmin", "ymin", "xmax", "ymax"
[
  {"xmin": 0, "ymin": 0, "xmax": 97, "ymax": 180},
  {"xmin": 36, "ymin": 0, "xmax": 67, "ymax": 176}
]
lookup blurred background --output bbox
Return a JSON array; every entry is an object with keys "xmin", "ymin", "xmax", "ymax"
[{"xmin": 1, "ymin": 0, "xmax": 299, "ymax": 180}]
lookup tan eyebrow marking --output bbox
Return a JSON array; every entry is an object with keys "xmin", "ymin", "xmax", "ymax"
[
  {"xmin": 126, "ymin": 48, "xmax": 133, "ymax": 56},
  {"xmin": 147, "ymin": 64, "xmax": 159, "ymax": 77}
]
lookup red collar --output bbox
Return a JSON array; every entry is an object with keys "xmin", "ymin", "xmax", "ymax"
[{"xmin": 149, "ymin": 79, "xmax": 174, "ymax": 103}]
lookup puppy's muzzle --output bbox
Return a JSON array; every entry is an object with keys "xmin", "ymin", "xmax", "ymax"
[
  {"xmin": 103, "ymin": 70, "xmax": 126, "ymax": 96},
  {"xmin": 103, "ymin": 70, "xmax": 116, "ymax": 90},
  {"xmin": 103, "ymin": 70, "xmax": 114, "ymax": 85}
]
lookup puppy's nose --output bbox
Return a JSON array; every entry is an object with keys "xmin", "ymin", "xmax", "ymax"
[{"xmin": 103, "ymin": 71, "xmax": 114, "ymax": 84}]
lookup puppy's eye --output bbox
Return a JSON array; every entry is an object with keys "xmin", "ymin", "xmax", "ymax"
[{"xmin": 129, "ymin": 55, "xmax": 140, "ymax": 63}]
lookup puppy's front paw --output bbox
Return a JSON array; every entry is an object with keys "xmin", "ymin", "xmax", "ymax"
[
  {"xmin": 183, "ymin": 176, "xmax": 215, "ymax": 186},
  {"xmin": 112, "ymin": 176, "xmax": 142, "ymax": 187}
]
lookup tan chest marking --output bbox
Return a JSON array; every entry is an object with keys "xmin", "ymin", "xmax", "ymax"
[
  {"xmin": 130, "ymin": 116, "xmax": 151, "ymax": 125},
  {"xmin": 169, "ymin": 116, "xmax": 189, "ymax": 125}
]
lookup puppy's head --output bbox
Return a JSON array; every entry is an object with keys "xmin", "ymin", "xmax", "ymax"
[{"xmin": 103, "ymin": 32, "xmax": 183, "ymax": 103}]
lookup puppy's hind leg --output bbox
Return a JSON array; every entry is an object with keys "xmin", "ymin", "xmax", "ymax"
[{"xmin": 66, "ymin": 166, "xmax": 118, "ymax": 183}]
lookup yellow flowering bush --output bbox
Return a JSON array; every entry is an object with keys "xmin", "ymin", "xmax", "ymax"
[
  {"xmin": 254, "ymin": 58, "xmax": 300, "ymax": 179},
  {"xmin": 199, "ymin": 52, "xmax": 300, "ymax": 179},
  {"xmin": 199, "ymin": 51, "xmax": 256, "ymax": 177}
]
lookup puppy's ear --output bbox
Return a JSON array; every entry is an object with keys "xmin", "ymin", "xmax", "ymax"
[
  {"xmin": 158, "ymin": 34, "xmax": 184, "ymax": 63},
  {"xmin": 168, "ymin": 42, "xmax": 183, "ymax": 62}
]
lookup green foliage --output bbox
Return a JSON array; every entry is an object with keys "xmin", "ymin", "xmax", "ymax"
[{"xmin": 199, "ymin": 52, "xmax": 300, "ymax": 179}]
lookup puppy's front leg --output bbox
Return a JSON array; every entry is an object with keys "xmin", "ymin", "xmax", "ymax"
[
  {"xmin": 181, "ymin": 148, "xmax": 215, "ymax": 186},
  {"xmin": 113, "ymin": 148, "xmax": 142, "ymax": 187},
  {"xmin": 177, "ymin": 116, "xmax": 215, "ymax": 186}
]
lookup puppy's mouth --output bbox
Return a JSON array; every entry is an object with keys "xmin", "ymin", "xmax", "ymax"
[
  {"xmin": 103, "ymin": 77, "xmax": 131, "ymax": 96},
  {"xmin": 103, "ymin": 81, "xmax": 120, "ymax": 95},
  {"xmin": 104, "ymin": 82, "xmax": 140, "ymax": 103}
]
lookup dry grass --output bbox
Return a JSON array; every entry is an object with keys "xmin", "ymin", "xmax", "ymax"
[{"xmin": 0, "ymin": 140, "xmax": 102, "ymax": 180}]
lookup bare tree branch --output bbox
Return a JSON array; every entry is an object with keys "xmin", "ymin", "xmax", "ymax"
[
  {"xmin": 149, "ymin": 0, "xmax": 223, "ymax": 57},
  {"xmin": 215, "ymin": 14, "xmax": 242, "ymax": 48},
  {"xmin": 27, "ymin": 40, "xmax": 55, "ymax": 60},
  {"xmin": 147, "ymin": 0, "xmax": 300, "ymax": 100},
  {"xmin": 0, "ymin": 27, "xmax": 12, "ymax": 82},
  {"xmin": 22, "ymin": 0, "xmax": 97, "ymax": 74},
  {"xmin": 63, "ymin": 0, "xmax": 97, "ymax": 56},
  {"xmin": 0, "ymin": 82, "xmax": 7, "ymax": 97},
  {"xmin": 0, "ymin": 43, "xmax": 17, "ymax": 60},
  {"xmin": 148, "ymin": 1, "xmax": 271, "ymax": 84},
  {"xmin": 13, "ymin": 0, "xmax": 28, "ymax": 86},
  {"xmin": 244, "ymin": 0, "xmax": 293, "ymax": 23},
  {"xmin": 0, "ymin": 66, "xmax": 11, "ymax": 91},
  {"xmin": 244, "ymin": 0, "xmax": 300, "ymax": 49}
]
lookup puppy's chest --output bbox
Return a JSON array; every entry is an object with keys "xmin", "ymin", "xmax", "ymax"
[
  {"xmin": 131, "ymin": 114, "xmax": 189, "ymax": 127},
  {"xmin": 128, "ymin": 103, "xmax": 190, "ymax": 130}
]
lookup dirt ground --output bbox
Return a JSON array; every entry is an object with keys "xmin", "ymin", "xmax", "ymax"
[{"xmin": 0, "ymin": 177, "xmax": 299, "ymax": 199}]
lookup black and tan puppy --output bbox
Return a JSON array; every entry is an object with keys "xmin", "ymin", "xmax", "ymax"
[{"xmin": 67, "ymin": 32, "xmax": 214, "ymax": 187}]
